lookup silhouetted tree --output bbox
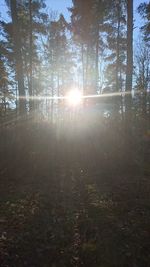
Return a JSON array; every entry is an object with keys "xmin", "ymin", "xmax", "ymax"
[
  {"xmin": 9, "ymin": 0, "xmax": 26, "ymax": 112},
  {"xmin": 104, "ymin": 0, "xmax": 126, "ymax": 92}
]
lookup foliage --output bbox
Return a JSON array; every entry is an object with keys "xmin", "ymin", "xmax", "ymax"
[{"xmin": 138, "ymin": 1, "xmax": 150, "ymax": 44}]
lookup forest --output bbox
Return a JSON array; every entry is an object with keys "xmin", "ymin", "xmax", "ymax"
[{"xmin": 0, "ymin": 0, "xmax": 150, "ymax": 267}]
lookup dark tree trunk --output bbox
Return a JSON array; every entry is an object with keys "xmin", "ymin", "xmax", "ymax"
[
  {"xmin": 29, "ymin": 0, "xmax": 33, "ymax": 110},
  {"xmin": 116, "ymin": 1, "xmax": 121, "ymax": 92},
  {"xmin": 126, "ymin": 0, "xmax": 133, "ymax": 92},
  {"xmin": 95, "ymin": 30, "xmax": 99, "ymax": 93},
  {"xmin": 10, "ymin": 0, "xmax": 25, "ymax": 113},
  {"xmin": 125, "ymin": 0, "xmax": 133, "ymax": 130}
]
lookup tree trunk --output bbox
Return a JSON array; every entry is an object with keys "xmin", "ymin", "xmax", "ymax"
[
  {"xmin": 10, "ymin": 0, "xmax": 26, "ymax": 113},
  {"xmin": 29, "ymin": 0, "xmax": 33, "ymax": 110},
  {"xmin": 95, "ymin": 31, "xmax": 99, "ymax": 93},
  {"xmin": 57, "ymin": 74, "xmax": 60, "ymax": 97},
  {"xmin": 126, "ymin": 0, "xmax": 133, "ymax": 92},
  {"xmin": 125, "ymin": 0, "xmax": 133, "ymax": 130},
  {"xmin": 85, "ymin": 44, "xmax": 89, "ymax": 93},
  {"xmin": 116, "ymin": 1, "xmax": 121, "ymax": 92},
  {"xmin": 81, "ymin": 44, "xmax": 85, "ymax": 94}
]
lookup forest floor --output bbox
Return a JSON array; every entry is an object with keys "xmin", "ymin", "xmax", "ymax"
[{"xmin": 0, "ymin": 109, "xmax": 150, "ymax": 267}]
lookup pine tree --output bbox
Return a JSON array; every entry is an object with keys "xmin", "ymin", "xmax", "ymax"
[
  {"xmin": 9, "ymin": 0, "xmax": 26, "ymax": 112},
  {"xmin": 69, "ymin": 0, "xmax": 108, "ymax": 94},
  {"xmin": 3, "ymin": 0, "xmax": 48, "ymax": 112},
  {"xmin": 0, "ymin": 53, "xmax": 13, "ymax": 112},
  {"xmin": 45, "ymin": 14, "xmax": 74, "ymax": 97},
  {"xmin": 138, "ymin": 1, "xmax": 150, "ymax": 44},
  {"xmin": 104, "ymin": 0, "xmax": 127, "ymax": 92},
  {"xmin": 135, "ymin": 40, "xmax": 150, "ymax": 91}
]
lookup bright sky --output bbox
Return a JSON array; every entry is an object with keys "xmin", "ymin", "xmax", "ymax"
[
  {"xmin": 0, "ymin": 0, "xmax": 148, "ymax": 38},
  {"xmin": 0, "ymin": 0, "xmax": 72, "ymax": 21},
  {"xmin": 46, "ymin": 0, "xmax": 72, "ymax": 20}
]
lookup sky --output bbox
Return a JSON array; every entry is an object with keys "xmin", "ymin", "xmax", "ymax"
[
  {"xmin": 45, "ymin": 0, "xmax": 72, "ymax": 20},
  {"xmin": 0, "ymin": 0, "xmax": 72, "ymax": 22},
  {"xmin": 0, "ymin": 0, "xmax": 148, "ymax": 39}
]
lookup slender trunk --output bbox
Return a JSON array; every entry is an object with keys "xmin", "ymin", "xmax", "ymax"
[
  {"xmin": 51, "ymin": 72, "xmax": 54, "ymax": 119},
  {"xmin": 10, "ymin": 0, "xmax": 25, "ymax": 113},
  {"xmin": 4, "ymin": 93, "xmax": 6, "ymax": 113},
  {"xmin": 85, "ymin": 44, "xmax": 89, "ymax": 93},
  {"xmin": 116, "ymin": 2, "xmax": 121, "ymax": 92},
  {"xmin": 29, "ymin": 0, "xmax": 33, "ymax": 110},
  {"xmin": 81, "ymin": 44, "xmax": 85, "ymax": 94},
  {"xmin": 95, "ymin": 32, "xmax": 99, "ymax": 93},
  {"xmin": 99, "ymin": 56, "xmax": 103, "ymax": 93},
  {"xmin": 57, "ymin": 74, "xmax": 60, "ymax": 97},
  {"xmin": 126, "ymin": 0, "xmax": 133, "ymax": 92}
]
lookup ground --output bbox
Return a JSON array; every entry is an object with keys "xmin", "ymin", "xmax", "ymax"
[{"xmin": 0, "ymin": 107, "xmax": 150, "ymax": 267}]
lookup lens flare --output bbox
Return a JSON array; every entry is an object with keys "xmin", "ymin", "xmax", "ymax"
[{"xmin": 67, "ymin": 90, "xmax": 82, "ymax": 106}]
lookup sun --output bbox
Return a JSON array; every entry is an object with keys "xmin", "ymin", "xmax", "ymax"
[{"xmin": 67, "ymin": 89, "xmax": 82, "ymax": 106}]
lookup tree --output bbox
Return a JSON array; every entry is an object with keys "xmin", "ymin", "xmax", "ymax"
[
  {"xmin": 138, "ymin": 1, "xmax": 150, "ymax": 44},
  {"xmin": 69, "ymin": 0, "xmax": 108, "ymax": 94},
  {"xmin": 70, "ymin": 0, "xmax": 129, "ymax": 95},
  {"xmin": 9, "ymin": 0, "xmax": 26, "ymax": 112},
  {"xmin": 135, "ymin": 39, "xmax": 150, "ymax": 91},
  {"xmin": 104, "ymin": 0, "xmax": 127, "ymax": 92},
  {"xmin": 44, "ymin": 14, "xmax": 74, "ymax": 98},
  {"xmin": 3, "ymin": 0, "xmax": 48, "ymax": 112},
  {"xmin": 0, "ymin": 53, "xmax": 13, "ymax": 112}
]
